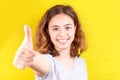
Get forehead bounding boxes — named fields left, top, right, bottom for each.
left=48, top=14, right=74, bottom=26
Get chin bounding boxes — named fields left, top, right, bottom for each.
left=56, top=45, right=70, bottom=51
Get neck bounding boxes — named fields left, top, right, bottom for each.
left=55, top=47, right=72, bottom=61
left=59, top=47, right=71, bottom=57
left=54, top=48, right=75, bottom=70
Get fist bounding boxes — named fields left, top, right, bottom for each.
left=13, top=25, right=34, bottom=69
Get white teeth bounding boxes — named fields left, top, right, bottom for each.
left=58, top=39, right=67, bottom=43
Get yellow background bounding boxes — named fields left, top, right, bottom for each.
left=0, top=0, right=120, bottom=80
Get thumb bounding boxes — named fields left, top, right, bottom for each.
left=23, top=25, right=33, bottom=49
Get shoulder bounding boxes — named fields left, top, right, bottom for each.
left=41, top=54, right=55, bottom=67
left=75, top=57, right=87, bottom=67
left=42, top=53, right=52, bottom=57
left=42, top=53, right=55, bottom=61
left=76, top=57, right=86, bottom=63
left=75, top=57, right=88, bottom=79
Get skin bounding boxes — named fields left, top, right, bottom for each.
left=48, top=13, right=76, bottom=52
left=48, top=13, right=76, bottom=70
left=13, top=13, right=76, bottom=77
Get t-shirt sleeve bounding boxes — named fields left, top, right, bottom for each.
left=79, top=58, right=88, bottom=80
left=34, top=54, right=54, bottom=80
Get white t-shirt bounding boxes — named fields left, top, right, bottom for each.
left=35, top=54, right=88, bottom=80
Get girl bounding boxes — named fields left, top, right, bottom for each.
left=13, top=5, right=88, bottom=80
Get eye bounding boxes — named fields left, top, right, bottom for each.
left=52, top=28, right=59, bottom=31
left=66, top=26, right=71, bottom=30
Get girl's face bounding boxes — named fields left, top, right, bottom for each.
left=48, top=14, right=76, bottom=51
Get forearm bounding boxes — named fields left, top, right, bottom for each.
left=30, top=52, right=50, bottom=76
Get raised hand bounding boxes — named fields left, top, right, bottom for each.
left=13, top=25, right=34, bottom=69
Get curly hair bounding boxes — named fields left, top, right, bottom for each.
left=34, top=4, right=86, bottom=57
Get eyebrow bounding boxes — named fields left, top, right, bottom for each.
left=50, top=24, right=72, bottom=28
left=50, top=25, right=59, bottom=28
left=65, top=24, right=72, bottom=26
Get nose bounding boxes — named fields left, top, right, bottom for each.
left=59, top=28, right=66, bottom=37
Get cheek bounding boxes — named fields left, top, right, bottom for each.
left=71, top=33, right=75, bottom=40
left=49, top=32, right=57, bottom=41
left=69, top=29, right=75, bottom=37
left=70, top=31, right=76, bottom=41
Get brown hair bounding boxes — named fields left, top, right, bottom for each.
left=34, top=4, right=86, bottom=57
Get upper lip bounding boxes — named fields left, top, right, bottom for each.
left=57, top=38, right=69, bottom=40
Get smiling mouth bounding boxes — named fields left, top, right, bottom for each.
left=57, top=39, right=69, bottom=44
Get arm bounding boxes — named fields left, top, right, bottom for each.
left=13, top=25, right=50, bottom=77
left=30, top=51, right=51, bottom=76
